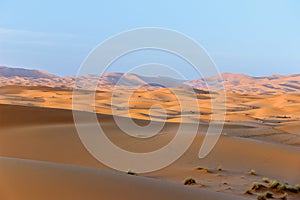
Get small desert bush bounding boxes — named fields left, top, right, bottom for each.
left=262, top=177, right=270, bottom=183
left=184, top=177, right=196, bottom=185
left=127, top=170, right=137, bottom=176
left=196, top=166, right=210, bottom=173
left=263, top=191, right=273, bottom=198
left=268, top=180, right=299, bottom=193
left=257, top=194, right=266, bottom=200
left=217, top=165, right=223, bottom=171
left=269, top=180, right=280, bottom=189
left=286, top=185, right=299, bottom=193
left=279, top=192, right=288, bottom=200
left=277, top=183, right=287, bottom=192
left=249, top=169, right=256, bottom=176
left=244, top=189, right=253, bottom=195
left=257, top=191, right=273, bottom=200
left=296, top=184, right=300, bottom=191
left=251, top=182, right=265, bottom=191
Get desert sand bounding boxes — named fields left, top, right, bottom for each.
left=0, top=81, right=300, bottom=200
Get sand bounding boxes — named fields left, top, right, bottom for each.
left=0, top=85, right=300, bottom=200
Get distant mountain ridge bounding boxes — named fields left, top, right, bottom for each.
left=0, top=66, right=58, bottom=79
left=186, top=72, right=300, bottom=94
left=0, top=66, right=299, bottom=94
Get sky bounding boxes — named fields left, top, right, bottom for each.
left=0, top=0, right=299, bottom=79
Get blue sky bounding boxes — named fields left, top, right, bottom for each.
left=0, top=0, right=299, bottom=79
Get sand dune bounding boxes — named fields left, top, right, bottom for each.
left=0, top=157, right=247, bottom=200
left=187, top=72, right=300, bottom=94
left=1, top=66, right=300, bottom=94
left=0, top=67, right=300, bottom=199
left=1, top=85, right=299, bottom=144
left=1, top=104, right=300, bottom=199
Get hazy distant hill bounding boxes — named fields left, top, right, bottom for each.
left=96, top=72, right=185, bottom=87
left=186, top=72, right=300, bottom=94
left=0, top=66, right=58, bottom=79
left=0, top=66, right=299, bottom=94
